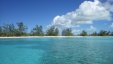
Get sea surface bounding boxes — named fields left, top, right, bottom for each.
left=0, top=37, right=113, bottom=64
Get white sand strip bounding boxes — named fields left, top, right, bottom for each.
left=0, top=36, right=112, bottom=38
left=0, top=36, right=83, bottom=38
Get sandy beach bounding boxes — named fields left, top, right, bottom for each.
left=0, top=36, right=112, bottom=38
left=0, top=36, right=84, bottom=38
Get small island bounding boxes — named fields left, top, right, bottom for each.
left=0, top=22, right=113, bottom=37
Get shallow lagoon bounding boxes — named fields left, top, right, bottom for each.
left=0, top=37, right=113, bottom=64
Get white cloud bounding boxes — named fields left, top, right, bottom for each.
left=72, top=29, right=81, bottom=35
left=111, top=23, right=113, bottom=28
left=103, top=0, right=113, bottom=12
left=87, top=25, right=96, bottom=32
left=71, top=25, right=96, bottom=35
left=51, top=0, right=112, bottom=27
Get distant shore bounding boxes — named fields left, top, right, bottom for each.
left=0, top=36, right=83, bottom=38
left=0, top=36, right=113, bottom=38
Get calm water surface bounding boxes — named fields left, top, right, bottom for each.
left=0, top=37, right=113, bottom=64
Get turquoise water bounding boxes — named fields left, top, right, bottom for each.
left=0, top=37, right=113, bottom=64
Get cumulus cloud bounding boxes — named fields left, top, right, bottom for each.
left=87, top=25, right=96, bottom=32
left=103, top=0, right=113, bottom=12
left=71, top=25, right=96, bottom=35
left=72, top=29, right=81, bottom=35
left=51, top=0, right=112, bottom=27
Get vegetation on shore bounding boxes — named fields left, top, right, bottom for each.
left=0, top=22, right=113, bottom=36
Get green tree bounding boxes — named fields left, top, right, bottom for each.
left=46, top=26, right=59, bottom=36
left=8, top=24, right=16, bottom=36
left=2, top=24, right=8, bottom=36
left=110, top=32, right=113, bottom=36
left=62, top=28, right=73, bottom=36
left=0, top=26, right=2, bottom=36
left=98, top=30, right=110, bottom=36
left=54, top=28, right=59, bottom=36
left=31, top=25, right=44, bottom=36
left=80, top=30, right=87, bottom=36
left=16, top=22, right=27, bottom=36
left=1, top=24, right=16, bottom=36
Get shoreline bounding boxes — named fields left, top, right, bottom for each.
left=0, top=36, right=113, bottom=38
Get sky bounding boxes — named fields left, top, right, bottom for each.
left=0, top=0, right=113, bottom=34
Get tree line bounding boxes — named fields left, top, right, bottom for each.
left=0, top=22, right=113, bottom=36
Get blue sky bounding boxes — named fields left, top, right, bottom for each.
left=0, top=0, right=113, bottom=33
